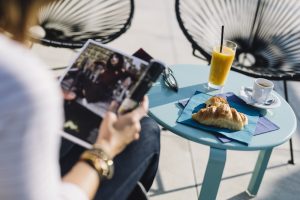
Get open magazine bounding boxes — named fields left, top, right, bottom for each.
left=60, top=40, right=165, bottom=148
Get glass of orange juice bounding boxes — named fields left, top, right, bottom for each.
left=208, top=40, right=237, bottom=89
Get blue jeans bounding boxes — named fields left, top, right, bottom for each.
left=59, top=117, right=160, bottom=200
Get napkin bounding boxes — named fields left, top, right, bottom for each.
left=178, top=92, right=280, bottom=143
left=177, top=92, right=260, bottom=145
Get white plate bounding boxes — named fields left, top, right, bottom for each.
left=239, top=86, right=281, bottom=109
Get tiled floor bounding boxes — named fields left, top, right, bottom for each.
left=32, top=0, right=300, bottom=199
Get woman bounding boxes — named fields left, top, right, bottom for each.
left=102, top=53, right=128, bottom=87
left=106, top=53, right=125, bottom=72
left=0, top=1, right=160, bottom=200
left=83, top=53, right=128, bottom=103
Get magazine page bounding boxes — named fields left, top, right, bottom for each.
left=60, top=40, right=149, bottom=145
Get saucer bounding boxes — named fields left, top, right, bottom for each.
left=239, top=86, right=281, bottom=109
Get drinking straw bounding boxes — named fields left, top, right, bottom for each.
left=220, top=25, right=224, bottom=53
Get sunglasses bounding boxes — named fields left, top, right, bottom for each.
left=162, top=67, right=178, bottom=92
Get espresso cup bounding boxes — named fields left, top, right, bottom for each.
left=252, top=78, right=274, bottom=104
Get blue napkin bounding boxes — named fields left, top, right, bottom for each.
left=178, top=92, right=279, bottom=144
left=177, top=92, right=260, bottom=145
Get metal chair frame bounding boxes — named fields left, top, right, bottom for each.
left=33, top=0, right=134, bottom=48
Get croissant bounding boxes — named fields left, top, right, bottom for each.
left=192, top=97, right=248, bottom=131
left=205, top=96, right=228, bottom=107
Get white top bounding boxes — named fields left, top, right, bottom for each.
left=0, top=35, right=88, bottom=200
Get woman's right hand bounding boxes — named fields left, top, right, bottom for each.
left=62, top=90, right=76, bottom=100
left=95, top=96, right=149, bottom=158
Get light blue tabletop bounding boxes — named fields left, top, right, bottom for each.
left=148, top=64, right=297, bottom=151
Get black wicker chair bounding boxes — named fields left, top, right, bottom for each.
left=31, top=0, right=134, bottom=48
left=175, top=0, right=300, bottom=164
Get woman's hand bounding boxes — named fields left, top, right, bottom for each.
left=96, top=96, right=149, bottom=158
left=62, top=90, right=76, bottom=100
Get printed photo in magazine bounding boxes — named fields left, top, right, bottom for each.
left=60, top=40, right=149, bottom=147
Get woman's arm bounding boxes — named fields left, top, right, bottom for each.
left=62, top=162, right=100, bottom=200
left=62, top=97, right=148, bottom=199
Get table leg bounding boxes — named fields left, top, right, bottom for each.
left=199, top=147, right=226, bottom=200
left=247, top=148, right=273, bottom=197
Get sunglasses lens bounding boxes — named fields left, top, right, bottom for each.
left=169, top=75, right=177, bottom=86
left=162, top=67, right=178, bottom=91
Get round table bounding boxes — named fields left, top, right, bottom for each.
left=148, top=64, right=297, bottom=200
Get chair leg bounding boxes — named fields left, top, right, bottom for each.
left=283, top=80, right=295, bottom=165
left=288, top=138, right=295, bottom=165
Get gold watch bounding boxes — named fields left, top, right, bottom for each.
left=80, top=147, right=114, bottom=179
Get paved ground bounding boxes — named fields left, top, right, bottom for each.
left=32, top=0, right=300, bottom=199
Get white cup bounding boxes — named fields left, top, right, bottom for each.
left=252, top=78, right=274, bottom=104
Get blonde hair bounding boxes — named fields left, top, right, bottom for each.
left=0, top=0, right=55, bottom=42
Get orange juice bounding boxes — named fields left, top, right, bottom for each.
left=208, top=42, right=236, bottom=88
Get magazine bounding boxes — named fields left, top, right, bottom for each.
left=60, top=40, right=164, bottom=148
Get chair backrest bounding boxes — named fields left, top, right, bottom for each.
left=33, top=0, right=134, bottom=48
left=175, top=0, right=300, bottom=80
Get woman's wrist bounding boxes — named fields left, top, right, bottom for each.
left=94, top=140, right=118, bottom=159
left=80, top=147, right=114, bottom=180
